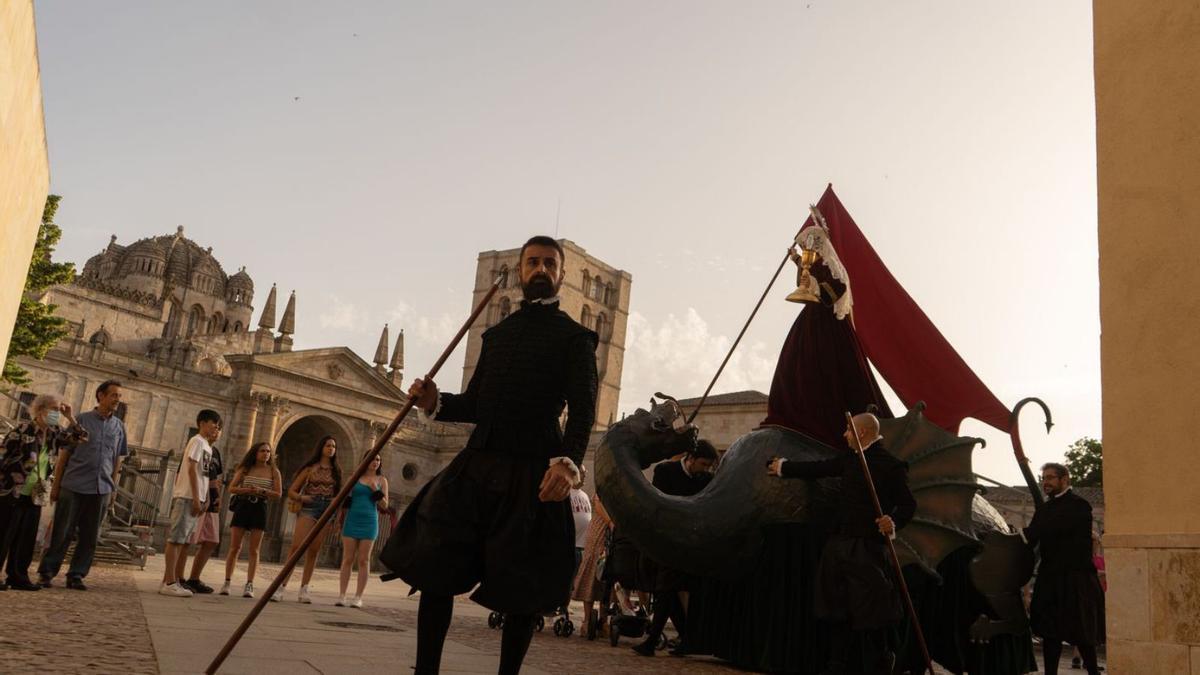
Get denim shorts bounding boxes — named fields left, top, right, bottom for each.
left=167, top=497, right=200, bottom=544
left=300, top=496, right=332, bottom=521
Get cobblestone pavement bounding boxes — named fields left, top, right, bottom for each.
left=2, top=564, right=158, bottom=674
left=364, top=605, right=751, bottom=674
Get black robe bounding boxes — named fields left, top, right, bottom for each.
left=380, top=299, right=598, bottom=614
left=1022, top=489, right=1106, bottom=646
left=781, top=441, right=916, bottom=629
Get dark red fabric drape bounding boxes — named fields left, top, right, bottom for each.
left=809, top=185, right=1011, bottom=433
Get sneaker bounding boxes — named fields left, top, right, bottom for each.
left=271, top=588, right=283, bottom=602
left=159, top=582, right=194, bottom=597
left=350, top=597, right=363, bottom=609
left=335, top=596, right=346, bottom=607
left=298, top=587, right=312, bottom=604
left=187, top=578, right=214, bottom=594
left=243, top=583, right=254, bottom=599
left=219, top=580, right=231, bottom=596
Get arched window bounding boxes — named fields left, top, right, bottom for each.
left=163, top=301, right=181, bottom=338
left=89, top=330, right=110, bottom=347
left=208, top=312, right=223, bottom=334
left=499, top=296, right=512, bottom=321
left=582, top=270, right=592, bottom=297
left=581, top=305, right=592, bottom=330
left=233, top=321, right=244, bottom=333
left=593, top=275, right=604, bottom=300
left=186, top=305, right=206, bottom=336
left=597, top=312, right=609, bottom=340
left=604, top=282, right=615, bottom=306
left=498, top=266, right=510, bottom=289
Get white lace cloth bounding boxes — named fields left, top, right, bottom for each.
left=795, top=224, right=853, bottom=320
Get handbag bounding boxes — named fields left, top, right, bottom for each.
left=286, top=476, right=308, bottom=514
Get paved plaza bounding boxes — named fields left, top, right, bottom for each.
left=7, top=557, right=1105, bottom=674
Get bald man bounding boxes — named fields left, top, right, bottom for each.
left=768, top=413, right=916, bottom=675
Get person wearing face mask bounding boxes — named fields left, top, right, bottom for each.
left=38, top=380, right=128, bottom=591
left=0, top=394, right=87, bottom=591
left=382, top=235, right=599, bottom=675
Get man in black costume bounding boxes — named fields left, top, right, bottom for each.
left=1021, top=463, right=1105, bottom=675
left=768, top=413, right=916, bottom=675
left=633, top=439, right=718, bottom=658
left=380, top=236, right=598, bottom=675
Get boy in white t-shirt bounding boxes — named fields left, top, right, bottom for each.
left=160, top=409, right=222, bottom=597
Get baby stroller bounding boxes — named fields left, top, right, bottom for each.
left=486, top=612, right=549, bottom=633
left=596, top=529, right=662, bottom=648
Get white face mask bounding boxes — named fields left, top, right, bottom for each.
left=45, top=410, right=62, bottom=427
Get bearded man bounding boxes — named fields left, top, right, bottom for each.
left=381, top=235, right=599, bottom=675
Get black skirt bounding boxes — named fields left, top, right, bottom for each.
left=380, top=449, right=575, bottom=615
left=815, top=534, right=903, bottom=630
left=1030, top=569, right=1106, bottom=645
left=230, top=498, right=268, bottom=531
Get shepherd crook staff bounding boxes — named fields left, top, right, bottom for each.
left=205, top=276, right=503, bottom=674
left=687, top=205, right=826, bottom=424
left=844, top=412, right=935, bottom=675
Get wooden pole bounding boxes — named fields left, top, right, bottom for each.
left=844, top=412, right=935, bottom=675
left=206, top=278, right=502, bottom=674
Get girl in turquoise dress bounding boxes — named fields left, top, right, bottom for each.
left=338, top=454, right=388, bottom=607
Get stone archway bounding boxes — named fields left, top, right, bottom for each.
left=262, top=414, right=354, bottom=564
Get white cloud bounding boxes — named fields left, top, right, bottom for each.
left=317, top=295, right=371, bottom=333
left=620, top=307, right=777, bottom=414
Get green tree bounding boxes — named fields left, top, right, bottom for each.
left=3, top=195, right=75, bottom=386
left=1064, top=437, right=1103, bottom=487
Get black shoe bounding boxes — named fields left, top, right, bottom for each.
left=186, top=578, right=214, bottom=594
left=9, top=580, right=41, bottom=591
left=66, top=577, right=88, bottom=591
left=37, top=575, right=52, bottom=588
left=632, top=639, right=657, bottom=657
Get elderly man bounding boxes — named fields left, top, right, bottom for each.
left=768, top=413, right=915, bottom=675
left=1021, top=463, right=1105, bottom=675
left=38, top=380, right=128, bottom=590
left=383, top=235, right=599, bottom=675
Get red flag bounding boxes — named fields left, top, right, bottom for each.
left=814, top=185, right=1011, bottom=433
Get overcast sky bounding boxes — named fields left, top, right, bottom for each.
left=34, top=1, right=1098, bottom=483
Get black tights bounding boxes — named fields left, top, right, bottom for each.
left=414, top=593, right=535, bottom=675
left=645, top=592, right=686, bottom=645
left=1042, top=640, right=1100, bottom=675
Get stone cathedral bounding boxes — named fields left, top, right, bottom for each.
left=8, top=227, right=630, bottom=563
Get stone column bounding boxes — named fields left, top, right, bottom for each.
left=257, top=394, right=290, bottom=447
left=230, top=393, right=261, bottom=462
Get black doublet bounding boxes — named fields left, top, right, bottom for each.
left=780, top=441, right=916, bottom=629
left=1022, top=489, right=1106, bottom=646
left=380, top=299, right=599, bottom=614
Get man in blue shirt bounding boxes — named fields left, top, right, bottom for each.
left=38, top=380, right=128, bottom=590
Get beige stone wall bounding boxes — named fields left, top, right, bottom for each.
left=1095, top=0, right=1200, bottom=670
left=0, top=0, right=50, bottom=362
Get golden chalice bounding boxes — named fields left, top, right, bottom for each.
left=786, top=246, right=820, bottom=303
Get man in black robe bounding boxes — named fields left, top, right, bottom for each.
left=380, top=236, right=598, bottom=675
left=632, top=439, right=717, bottom=657
left=768, top=413, right=916, bottom=675
left=1021, top=463, right=1105, bottom=675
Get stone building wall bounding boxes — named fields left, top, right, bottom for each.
left=1095, top=1, right=1200, bottom=671
left=0, top=0, right=50, bottom=361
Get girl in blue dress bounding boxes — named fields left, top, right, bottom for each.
left=337, top=453, right=389, bottom=607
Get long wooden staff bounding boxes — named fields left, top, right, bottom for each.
left=687, top=206, right=826, bottom=424
left=844, top=412, right=934, bottom=675
left=206, top=277, right=502, bottom=674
